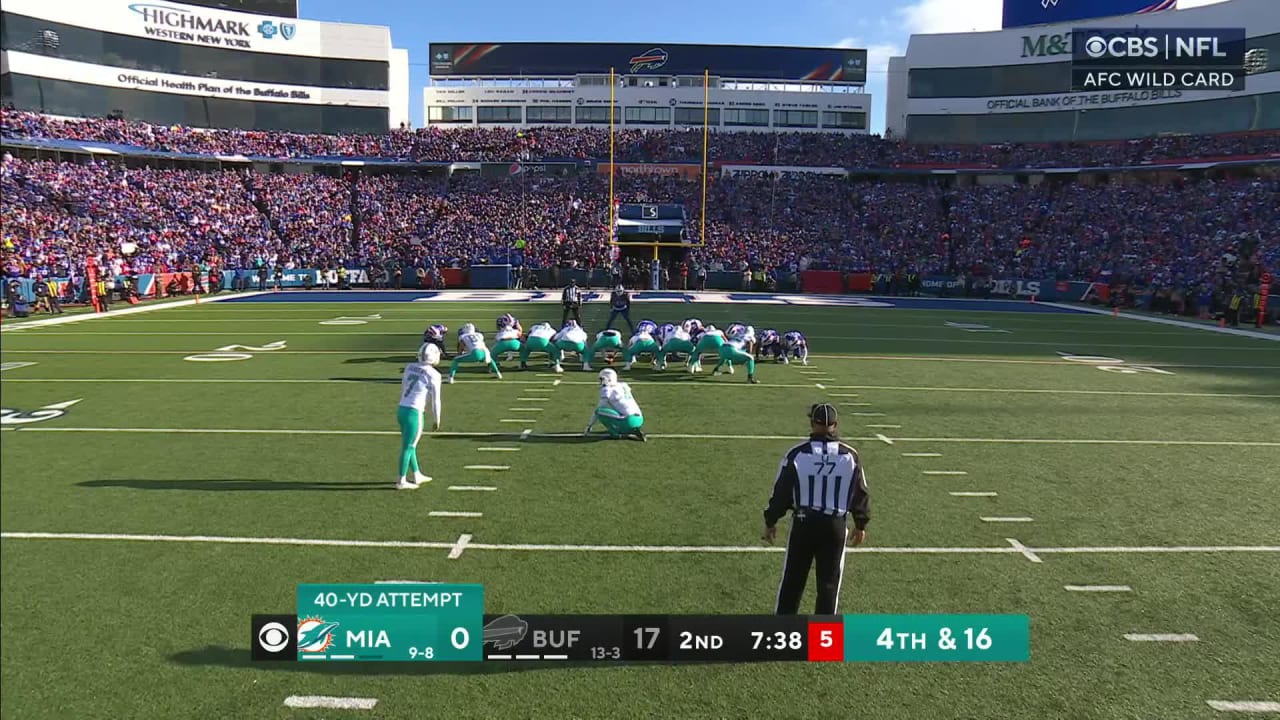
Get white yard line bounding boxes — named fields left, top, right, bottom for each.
left=1123, top=633, right=1199, bottom=642
left=428, top=511, right=483, bottom=518
left=448, top=486, right=498, bottom=492
left=1205, top=701, right=1280, bottom=713
left=463, top=465, right=510, bottom=471
left=6, top=378, right=1278, bottom=399
left=867, top=424, right=902, bottom=429
left=842, top=403, right=873, bottom=407
left=507, top=408, right=545, bottom=412
left=1006, top=538, right=1042, bottom=563
left=924, top=470, right=968, bottom=476
left=815, top=383, right=826, bottom=389
left=1064, top=585, right=1132, bottom=592
left=283, top=696, right=378, bottom=710
left=477, top=447, right=520, bottom=452
left=875, top=434, right=894, bottom=445
left=981, top=517, right=1034, bottom=523
left=6, top=426, right=1277, bottom=447
left=447, top=534, right=473, bottom=560
left=902, top=452, right=942, bottom=457
left=850, top=412, right=886, bottom=417
left=950, top=492, right=998, bottom=497
left=3, top=532, right=1277, bottom=558
left=499, top=419, right=533, bottom=423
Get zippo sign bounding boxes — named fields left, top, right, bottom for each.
left=1003, top=0, right=1177, bottom=30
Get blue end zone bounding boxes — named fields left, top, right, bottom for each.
left=217, top=290, right=1089, bottom=314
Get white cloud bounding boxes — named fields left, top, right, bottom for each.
left=896, top=0, right=1002, bottom=34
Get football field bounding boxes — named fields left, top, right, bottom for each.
left=2, top=293, right=1278, bottom=720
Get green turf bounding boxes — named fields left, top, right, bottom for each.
left=2, top=299, right=1278, bottom=720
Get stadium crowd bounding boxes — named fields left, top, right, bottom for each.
left=3, top=149, right=1274, bottom=322
left=3, top=110, right=1278, bottom=168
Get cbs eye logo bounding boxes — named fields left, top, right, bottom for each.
left=251, top=615, right=297, bottom=660
left=1084, top=36, right=1110, bottom=58
left=258, top=622, right=290, bottom=652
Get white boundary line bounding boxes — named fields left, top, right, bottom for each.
left=1064, top=585, right=1132, bottom=592
left=5, top=426, right=1277, bottom=447
left=950, top=492, right=998, bottom=497
left=448, top=486, right=498, bottom=492
left=477, top=447, right=520, bottom=452
left=3, top=532, right=1278, bottom=557
left=1206, top=701, right=1280, bottom=713
left=903, top=452, right=943, bottom=457
left=924, top=470, right=969, bottom=476
left=1123, top=633, right=1199, bottom=642
left=1042, top=302, right=1280, bottom=341
left=283, top=696, right=378, bottom=710
left=463, top=465, right=510, bottom=471
left=0, top=293, right=267, bottom=333
left=428, top=511, right=483, bottom=518
left=982, top=517, right=1034, bottom=523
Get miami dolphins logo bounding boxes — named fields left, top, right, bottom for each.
left=297, top=617, right=340, bottom=653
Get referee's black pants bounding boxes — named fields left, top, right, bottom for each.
left=775, top=512, right=848, bottom=615
left=561, top=305, right=582, bottom=327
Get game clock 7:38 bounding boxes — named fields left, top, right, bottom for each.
left=752, top=630, right=804, bottom=651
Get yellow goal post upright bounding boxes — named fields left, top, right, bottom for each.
left=605, top=67, right=711, bottom=285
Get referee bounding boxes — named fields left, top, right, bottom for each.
left=561, top=279, right=582, bottom=327
left=762, top=403, right=869, bottom=615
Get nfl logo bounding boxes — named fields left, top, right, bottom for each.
left=281, top=23, right=296, bottom=40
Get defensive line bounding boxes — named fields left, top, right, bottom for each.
left=3, top=532, right=1278, bottom=558
left=5, top=426, right=1278, bottom=447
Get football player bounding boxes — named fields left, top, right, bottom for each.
left=446, top=323, right=503, bottom=383
left=689, top=324, right=726, bottom=374
left=714, top=324, right=758, bottom=384
left=584, top=328, right=623, bottom=371
left=422, top=323, right=448, bottom=356
left=781, top=330, right=809, bottom=365
left=396, top=343, right=442, bottom=490
left=552, top=320, right=589, bottom=373
left=493, top=313, right=523, bottom=362
left=756, top=328, right=782, bottom=362
left=584, top=368, right=645, bottom=441
left=656, top=321, right=694, bottom=371
left=623, top=319, right=661, bottom=370
left=519, top=322, right=560, bottom=371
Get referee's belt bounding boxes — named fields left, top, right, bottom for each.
left=795, top=508, right=844, bottom=521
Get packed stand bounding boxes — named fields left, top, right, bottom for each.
left=5, top=110, right=1278, bottom=168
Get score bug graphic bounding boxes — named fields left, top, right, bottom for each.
left=297, top=617, right=340, bottom=654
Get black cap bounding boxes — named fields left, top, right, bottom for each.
left=809, top=403, right=838, bottom=426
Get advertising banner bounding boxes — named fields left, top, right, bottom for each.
left=598, top=163, right=702, bottom=179
left=1003, top=0, right=1176, bottom=30
left=480, top=162, right=581, bottom=178
left=5, top=54, right=389, bottom=108
left=800, top=270, right=845, bottom=295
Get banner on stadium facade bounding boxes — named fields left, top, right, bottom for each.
left=598, top=163, right=702, bottom=179
left=1003, top=0, right=1177, bottom=31
left=4, top=54, right=389, bottom=108
left=480, top=162, right=581, bottom=178
left=721, top=165, right=848, bottom=178
left=3, top=0, right=388, bottom=60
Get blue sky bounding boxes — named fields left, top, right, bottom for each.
left=297, top=0, right=1226, bottom=133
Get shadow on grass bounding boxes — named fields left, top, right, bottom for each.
left=78, top=478, right=393, bottom=492
left=170, top=645, right=727, bottom=676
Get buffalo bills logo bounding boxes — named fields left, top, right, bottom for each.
left=629, top=48, right=668, bottom=73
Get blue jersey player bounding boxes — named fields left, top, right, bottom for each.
left=757, top=329, right=782, bottom=362
left=423, top=323, right=448, bottom=356
left=781, top=331, right=808, bottom=365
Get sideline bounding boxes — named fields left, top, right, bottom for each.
left=1, top=292, right=267, bottom=333
left=1041, top=302, right=1280, bottom=342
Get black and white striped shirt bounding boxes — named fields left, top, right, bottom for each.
left=562, top=286, right=581, bottom=306
left=764, top=434, right=870, bottom=529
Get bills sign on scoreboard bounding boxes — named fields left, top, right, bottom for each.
left=1070, top=27, right=1246, bottom=91
left=1003, top=0, right=1177, bottom=30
